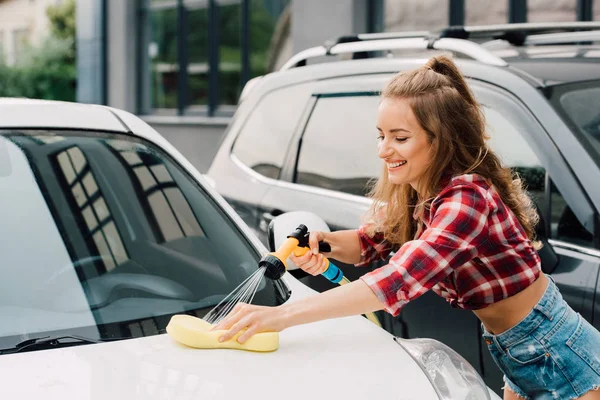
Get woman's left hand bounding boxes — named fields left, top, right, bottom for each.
left=211, top=303, right=289, bottom=343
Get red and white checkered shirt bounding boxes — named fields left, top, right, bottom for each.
left=358, top=174, right=541, bottom=316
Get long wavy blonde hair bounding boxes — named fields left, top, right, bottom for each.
left=365, top=55, right=540, bottom=247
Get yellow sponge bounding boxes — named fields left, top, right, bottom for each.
left=166, top=314, right=279, bottom=352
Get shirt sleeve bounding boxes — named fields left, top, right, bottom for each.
left=355, top=225, right=395, bottom=267
left=360, top=183, right=490, bottom=316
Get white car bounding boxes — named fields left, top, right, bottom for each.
left=0, top=99, right=500, bottom=399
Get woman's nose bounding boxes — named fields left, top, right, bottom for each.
left=378, top=139, right=393, bottom=159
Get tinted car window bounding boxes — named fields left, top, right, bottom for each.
left=483, top=105, right=546, bottom=204
left=549, top=80, right=600, bottom=166
left=232, top=83, right=314, bottom=179
left=0, top=131, right=286, bottom=350
left=550, top=180, right=594, bottom=246
left=483, top=105, right=593, bottom=246
left=296, top=95, right=382, bottom=196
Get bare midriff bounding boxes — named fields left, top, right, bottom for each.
left=473, top=273, right=549, bottom=335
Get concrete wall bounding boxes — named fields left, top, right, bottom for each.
left=76, top=0, right=104, bottom=104
left=143, top=117, right=229, bottom=173
left=106, top=0, right=138, bottom=113
left=291, top=0, right=369, bottom=54
left=385, top=0, right=600, bottom=31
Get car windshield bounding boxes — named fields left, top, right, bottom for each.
left=0, top=130, right=286, bottom=352
left=548, top=79, right=600, bottom=165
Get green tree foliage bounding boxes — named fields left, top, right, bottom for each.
left=46, top=0, right=77, bottom=62
left=0, top=0, right=76, bottom=101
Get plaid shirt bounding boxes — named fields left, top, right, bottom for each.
left=358, top=174, right=541, bottom=316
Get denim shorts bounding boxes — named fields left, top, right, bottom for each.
left=482, top=275, right=600, bottom=399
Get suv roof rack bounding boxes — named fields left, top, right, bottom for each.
left=521, top=29, right=600, bottom=45
left=279, top=22, right=600, bottom=71
left=441, top=21, right=600, bottom=45
left=280, top=36, right=508, bottom=71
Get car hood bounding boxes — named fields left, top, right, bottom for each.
left=0, top=276, right=437, bottom=400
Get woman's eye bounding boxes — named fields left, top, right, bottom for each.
left=395, top=138, right=407, bottom=143
left=377, top=135, right=384, bottom=141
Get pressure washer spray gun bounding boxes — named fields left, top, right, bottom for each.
left=259, top=224, right=343, bottom=283
left=259, top=224, right=381, bottom=327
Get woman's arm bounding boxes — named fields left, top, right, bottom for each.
left=282, top=278, right=383, bottom=325
left=213, top=279, right=384, bottom=343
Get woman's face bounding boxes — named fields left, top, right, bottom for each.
left=376, top=97, right=433, bottom=191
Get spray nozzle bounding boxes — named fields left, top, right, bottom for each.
left=260, top=254, right=287, bottom=280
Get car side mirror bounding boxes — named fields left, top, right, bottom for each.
left=535, top=205, right=559, bottom=274
left=267, top=211, right=332, bottom=270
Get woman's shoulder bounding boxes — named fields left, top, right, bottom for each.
left=448, top=173, right=492, bottom=191
left=434, top=173, right=494, bottom=207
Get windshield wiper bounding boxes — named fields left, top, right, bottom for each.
left=0, top=335, right=103, bottom=355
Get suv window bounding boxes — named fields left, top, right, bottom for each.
left=482, top=104, right=594, bottom=247
left=232, top=83, right=314, bottom=179
left=550, top=180, right=594, bottom=246
left=549, top=80, right=600, bottom=166
left=0, top=131, right=286, bottom=350
left=296, top=95, right=382, bottom=196
left=483, top=105, right=546, bottom=205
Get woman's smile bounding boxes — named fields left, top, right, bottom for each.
left=387, top=160, right=407, bottom=170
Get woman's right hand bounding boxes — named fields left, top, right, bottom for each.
left=289, top=231, right=330, bottom=276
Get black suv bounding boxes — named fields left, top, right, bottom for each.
left=208, top=22, right=600, bottom=392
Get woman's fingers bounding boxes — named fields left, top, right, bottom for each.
left=237, top=324, right=260, bottom=344
left=290, top=251, right=328, bottom=276
left=290, top=249, right=312, bottom=265
left=306, top=254, right=327, bottom=275
left=290, top=250, right=319, bottom=275
left=309, top=231, right=324, bottom=255
left=288, top=231, right=330, bottom=276
left=212, top=305, right=286, bottom=344
left=218, top=316, right=252, bottom=343
left=212, top=303, right=246, bottom=331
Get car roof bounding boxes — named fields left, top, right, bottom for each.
left=253, top=57, right=543, bottom=99
left=0, top=98, right=129, bottom=133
